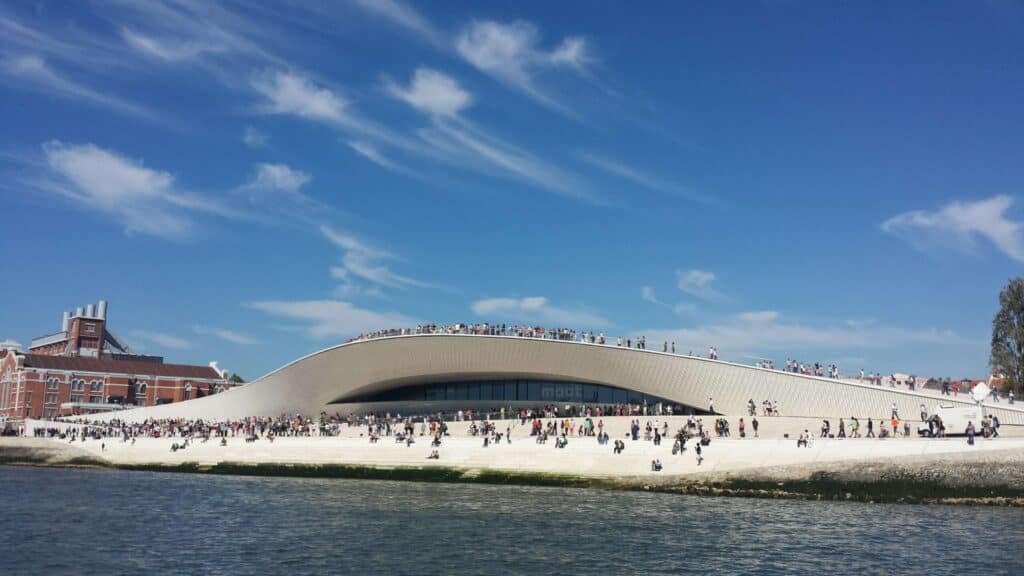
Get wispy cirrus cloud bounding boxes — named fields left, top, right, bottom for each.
left=112, top=0, right=280, bottom=67
left=578, top=151, right=712, bottom=204
left=15, top=142, right=322, bottom=239
left=321, top=224, right=432, bottom=291
left=129, top=329, right=192, bottom=350
left=120, top=26, right=227, bottom=63
left=251, top=66, right=590, bottom=200
left=193, top=325, right=259, bottom=346
left=345, top=2, right=593, bottom=115
left=1, top=55, right=157, bottom=120
left=250, top=69, right=409, bottom=150
left=0, top=12, right=126, bottom=70
left=641, top=286, right=696, bottom=315
left=248, top=299, right=414, bottom=339
left=28, top=141, right=235, bottom=239
left=242, top=125, right=268, bottom=148
left=641, top=311, right=975, bottom=368
left=233, top=163, right=328, bottom=226
left=347, top=141, right=416, bottom=177
left=676, top=269, right=725, bottom=302
left=456, top=20, right=592, bottom=115
left=882, top=195, right=1024, bottom=262
left=386, top=68, right=589, bottom=200
left=471, top=296, right=610, bottom=327
left=348, top=0, right=446, bottom=48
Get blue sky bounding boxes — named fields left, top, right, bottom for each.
left=1, top=1, right=1021, bottom=380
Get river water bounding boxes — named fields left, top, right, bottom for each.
left=2, top=466, right=1021, bottom=575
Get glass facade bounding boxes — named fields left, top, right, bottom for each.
left=336, top=379, right=678, bottom=406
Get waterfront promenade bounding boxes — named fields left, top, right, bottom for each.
left=10, top=416, right=1022, bottom=479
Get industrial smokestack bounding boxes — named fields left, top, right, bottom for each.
left=97, top=300, right=107, bottom=320
left=75, top=307, right=84, bottom=317
left=86, top=304, right=95, bottom=317
left=62, top=311, right=71, bottom=332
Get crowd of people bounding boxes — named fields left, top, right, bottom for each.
left=350, top=323, right=730, bottom=361
left=747, top=398, right=781, bottom=417
left=785, top=359, right=840, bottom=378
left=32, top=396, right=1004, bottom=472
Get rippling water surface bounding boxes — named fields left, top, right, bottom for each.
left=2, top=466, right=1022, bottom=575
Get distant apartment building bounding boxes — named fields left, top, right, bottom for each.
left=0, top=301, right=233, bottom=420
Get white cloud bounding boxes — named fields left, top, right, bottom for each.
left=471, top=296, right=610, bottom=327
left=349, top=0, right=446, bottom=48
left=641, top=311, right=971, bottom=362
left=641, top=286, right=660, bottom=305
left=242, top=125, right=268, bottom=148
left=321, top=225, right=430, bottom=290
left=0, top=14, right=128, bottom=70
left=193, top=325, right=259, bottom=345
left=577, top=151, right=711, bottom=204
left=247, top=163, right=310, bottom=193
left=347, top=141, right=415, bottom=176
left=36, top=141, right=231, bottom=239
left=549, top=37, right=589, bottom=68
left=252, top=70, right=348, bottom=125
left=232, top=163, right=327, bottom=225
left=1, top=55, right=156, bottom=120
left=381, top=68, right=588, bottom=198
left=418, top=118, right=586, bottom=199
left=676, top=269, right=724, bottom=302
left=129, top=330, right=192, bottom=350
left=642, top=285, right=696, bottom=315
left=737, top=310, right=779, bottom=323
left=250, top=69, right=406, bottom=149
left=120, top=27, right=225, bottom=62
left=385, top=68, right=472, bottom=117
left=248, top=299, right=414, bottom=339
left=456, top=20, right=591, bottom=113
left=882, top=195, right=1024, bottom=262
left=252, top=67, right=588, bottom=200
left=111, top=0, right=278, bottom=66
left=673, top=303, right=697, bottom=315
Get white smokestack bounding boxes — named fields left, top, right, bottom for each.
left=86, top=304, right=95, bottom=317
left=97, top=300, right=107, bottom=320
left=62, top=312, right=71, bottom=332
left=75, top=307, right=84, bottom=317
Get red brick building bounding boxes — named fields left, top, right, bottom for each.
left=0, top=301, right=233, bottom=420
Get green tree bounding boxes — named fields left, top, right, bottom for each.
left=229, top=373, right=246, bottom=384
left=991, top=277, right=1024, bottom=395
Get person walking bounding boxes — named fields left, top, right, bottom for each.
left=966, top=421, right=976, bottom=445
left=752, top=417, right=759, bottom=438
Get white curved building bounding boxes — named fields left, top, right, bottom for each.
left=88, top=334, right=1024, bottom=426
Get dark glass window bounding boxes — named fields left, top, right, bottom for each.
left=336, top=379, right=679, bottom=407
left=425, top=384, right=443, bottom=401
left=613, top=388, right=628, bottom=404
